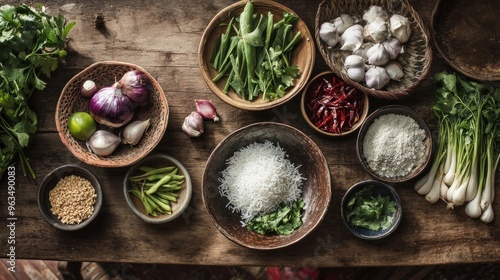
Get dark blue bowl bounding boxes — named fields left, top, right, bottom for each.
left=341, top=180, right=402, bottom=240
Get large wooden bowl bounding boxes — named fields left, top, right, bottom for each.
left=202, top=122, right=331, bottom=250
left=199, top=0, right=316, bottom=111
left=55, top=61, right=169, bottom=168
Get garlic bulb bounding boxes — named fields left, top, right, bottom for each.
left=385, top=61, right=404, bottom=81
left=363, top=6, right=388, bottom=23
left=86, top=130, right=121, bottom=156
left=182, top=111, right=204, bottom=137
left=344, top=55, right=364, bottom=70
left=332, top=14, right=355, bottom=35
left=347, top=67, right=365, bottom=82
left=340, top=24, right=364, bottom=51
left=366, top=43, right=389, bottom=66
left=365, top=66, right=390, bottom=89
left=382, top=38, right=403, bottom=60
left=363, top=17, right=389, bottom=43
left=353, top=42, right=374, bottom=60
left=390, top=14, right=411, bottom=43
left=319, top=22, right=340, bottom=48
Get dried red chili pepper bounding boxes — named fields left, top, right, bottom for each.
left=306, top=74, right=364, bottom=134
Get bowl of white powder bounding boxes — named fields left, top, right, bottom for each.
left=356, top=105, right=432, bottom=183
left=202, top=122, right=331, bottom=249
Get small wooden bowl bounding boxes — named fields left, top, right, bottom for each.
left=202, top=122, right=331, bottom=250
left=315, top=0, right=433, bottom=99
left=55, top=61, right=169, bottom=168
left=301, top=71, right=369, bottom=137
left=431, top=0, right=500, bottom=82
left=123, top=154, right=193, bottom=224
left=341, top=180, right=402, bottom=240
left=37, top=164, right=103, bottom=231
left=199, top=0, right=316, bottom=111
left=356, top=105, right=432, bottom=183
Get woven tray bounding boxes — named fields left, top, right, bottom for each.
left=55, top=61, right=169, bottom=168
left=315, top=0, right=432, bottom=99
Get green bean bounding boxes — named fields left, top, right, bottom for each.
left=129, top=166, right=176, bottom=180
left=146, top=194, right=171, bottom=213
left=145, top=175, right=172, bottom=195
left=157, top=192, right=177, bottom=202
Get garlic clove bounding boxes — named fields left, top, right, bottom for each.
left=363, top=17, right=390, bottom=43
left=182, top=111, right=204, bottom=137
left=122, top=119, right=151, bottom=145
left=195, top=99, right=219, bottom=121
left=389, top=14, right=411, bottom=44
left=86, top=130, right=121, bottom=156
left=366, top=43, right=389, bottom=66
left=340, top=24, right=364, bottom=52
left=363, top=5, right=388, bottom=24
left=385, top=61, right=404, bottom=81
left=319, top=22, right=340, bottom=48
left=365, top=66, right=390, bottom=89
left=347, top=67, right=365, bottom=82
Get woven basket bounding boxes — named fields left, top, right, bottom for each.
left=315, top=0, right=432, bottom=99
left=55, top=61, right=169, bottom=168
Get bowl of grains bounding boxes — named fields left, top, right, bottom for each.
left=202, top=122, right=331, bottom=250
left=37, top=164, right=102, bottom=231
left=356, top=105, right=432, bottom=183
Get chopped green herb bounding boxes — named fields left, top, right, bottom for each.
left=345, top=186, right=397, bottom=231
left=246, top=198, right=305, bottom=235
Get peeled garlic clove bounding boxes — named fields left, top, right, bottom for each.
left=363, top=5, right=388, bottom=23
left=390, top=14, right=411, bottom=43
left=347, top=67, right=365, bottom=82
left=344, top=55, right=364, bottom=70
left=363, top=17, right=390, bottom=43
left=385, top=61, right=404, bottom=81
left=340, top=24, right=364, bottom=52
left=332, top=14, right=355, bottom=35
left=182, top=111, right=204, bottom=137
left=366, top=43, right=389, bottom=66
left=365, top=66, right=390, bottom=89
left=382, top=38, right=403, bottom=60
left=319, top=22, right=340, bottom=48
left=122, top=119, right=150, bottom=145
left=86, top=130, right=121, bottom=156
left=195, top=99, right=219, bottom=121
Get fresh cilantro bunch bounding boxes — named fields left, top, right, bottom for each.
left=0, top=4, right=75, bottom=179
left=345, top=186, right=397, bottom=231
left=246, top=198, right=305, bottom=235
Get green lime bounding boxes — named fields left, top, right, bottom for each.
left=68, top=112, right=97, bottom=141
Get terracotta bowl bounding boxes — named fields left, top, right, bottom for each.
left=199, top=0, right=316, bottom=111
left=123, top=153, right=193, bottom=224
left=202, top=122, right=331, bottom=250
left=55, top=61, right=169, bottom=168
left=301, top=71, right=370, bottom=137
left=356, top=105, right=432, bottom=183
left=37, top=164, right=103, bottom=231
left=341, top=180, right=402, bottom=240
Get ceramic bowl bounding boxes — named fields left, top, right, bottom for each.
left=37, top=164, right=103, bottom=231
left=341, top=180, right=402, bottom=240
left=123, top=153, right=192, bottom=224
left=356, top=105, right=432, bottom=183
left=55, top=61, right=169, bottom=168
left=202, top=122, right=331, bottom=250
left=301, top=71, right=370, bottom=137
left=199, top=0, right=315, bottom=111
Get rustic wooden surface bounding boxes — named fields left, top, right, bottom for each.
left=1, top=0, right=499, bottom=267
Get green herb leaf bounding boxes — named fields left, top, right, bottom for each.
left=246, top=198, right=305, bottom=235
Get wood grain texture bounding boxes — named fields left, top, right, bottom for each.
left=0, top=0, right=499, bottom=267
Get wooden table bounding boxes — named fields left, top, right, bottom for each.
left=1, top=0, right=499, bottom=268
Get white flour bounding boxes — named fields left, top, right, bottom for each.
left=362, top=113, right=426, bottom=178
